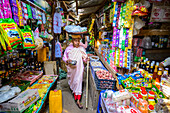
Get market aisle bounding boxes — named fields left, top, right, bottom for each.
left=58, top=77, right=96, bottom=113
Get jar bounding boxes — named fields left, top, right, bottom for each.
left=148, top=91, right=155, bottom=98
left=141, top=90, right=147, bottom=100
left=138, top=94, right=143, bottom=99
left=140, top=87, right=146, bottom=92
left=148, top=105, right=154, bottom=113
left=148, top=97, right=155, bottom=106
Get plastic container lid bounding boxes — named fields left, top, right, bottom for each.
left=148, top=97, right=154, bottom=99
left=149, top=91, right=155, bottom=95
left=149, top=105, right=154, bottom=110
left=141, top=87, right=146, bottom=91
left=142, top=90, right=147, bottom=95
left=138, top=94, right=143, bottom=99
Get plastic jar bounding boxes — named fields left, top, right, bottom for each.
left=141, top=90, right=147, bottom=100
left=138, top=94, right=143, bottom=99
left=148, top=105, right=154, bottom=113
left=140, top=87, right=146, bottom=92
left=148, top=91, right=155, bottom=98
left=148, top=97, right=155, bottom=106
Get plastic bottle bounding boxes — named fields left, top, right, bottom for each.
left=141, top=90, right=147, bottom=100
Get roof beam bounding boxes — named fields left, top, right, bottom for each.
left=78, top=3, right=102, bottom=9
left=63, top=1, right=78, bottom=21
left=75, top=0, right=78, bottom=15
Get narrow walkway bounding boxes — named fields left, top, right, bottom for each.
left=57, top=77, right=96, bottom=113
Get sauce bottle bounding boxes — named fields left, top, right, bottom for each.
left=156, top=68, right=162, bottom=83
left=153, top=65, right=158, bottom=80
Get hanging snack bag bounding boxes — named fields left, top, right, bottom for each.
left=0, top=18, right=22, bottom=49
left=16, top=0, right=24, bottom=26
left=26, top=4, right=32, bottom=19
left=19, top=25, right=35, bottom=49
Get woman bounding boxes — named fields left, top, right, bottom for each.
left=62, top=35, right=89, bottom=109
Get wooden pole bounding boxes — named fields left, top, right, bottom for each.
left=66, top=14, right=69, bottom=44
left=86, top=59, right=89, bottom=109
left=51, top=1, right=56, bottom=61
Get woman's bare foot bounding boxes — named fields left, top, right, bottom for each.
left=76, top=100, right=83, bottom=109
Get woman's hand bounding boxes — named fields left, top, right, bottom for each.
left=66, top=59, right=72, bottom=65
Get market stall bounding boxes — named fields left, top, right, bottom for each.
left=0, top=0, right=170, bottom=112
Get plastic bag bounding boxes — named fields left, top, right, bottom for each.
left=134, top=17, right=145, bottom=30
left=0, top=18, right=22, bottom=49
left=0, top=85, right=11, bottom=92
left=142, top=36, right=152, bottom=49
left=64, top=25, right=87, bottom=33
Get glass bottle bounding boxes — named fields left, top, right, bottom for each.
left=153, top=65, right=158, bottom=80
left=156, top=68, right=162, bottom=83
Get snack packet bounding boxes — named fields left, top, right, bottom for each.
left=19, top=25, right=35, bottom=49
left=0, top=18, right=22, bottom=49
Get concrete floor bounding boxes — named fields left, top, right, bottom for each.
left=43, top=68, right=96, bottom=113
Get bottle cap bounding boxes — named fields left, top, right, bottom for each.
left=159, top=68, right=162, bottom=70
left=149, top=91, right=155, bottom=95
left=156, top=62, right=159, bottom=66
left=165, top=68, right=169, bottom=70
left=148, top=105, right=154, bottom=110
left=134, top=64, right=137, bottom=67
left=146, top=58, right=148, bottom=61
left=152, top=61, right=155, bottom=64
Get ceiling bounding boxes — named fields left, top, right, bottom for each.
left=59, top=0, right=106, bottom=24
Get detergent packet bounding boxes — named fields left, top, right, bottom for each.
left=0, top=18, right=22, bottom=49
left=19, top=25, right=35, bottom=49
left=0, top=32, right=7, bottom=51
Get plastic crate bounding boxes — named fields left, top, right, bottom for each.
left=90, top=61, right=104, bottom=68
left=94, top=74, right=116, bottom=90
left=90, top=66, right=107, bottom=78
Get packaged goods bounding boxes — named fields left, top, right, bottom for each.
left=19, top=25, right=35, bottom=49
left=90, top=61, right=103, bottom=67
left=0, top=18, right=22, bottom=49
left=0, top=86, right=21, bottom=103
left=0, top=89, right=39, bottom=112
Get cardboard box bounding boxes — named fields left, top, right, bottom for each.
left=0, top=89, right=39, bottom=113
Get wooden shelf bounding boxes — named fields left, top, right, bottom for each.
left=145, top=48, right=170, bottom=53
left=135, top=29, right=170, bottom=36
left=94, top=48, right=123, bottom=90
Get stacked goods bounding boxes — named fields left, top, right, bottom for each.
left=37, top=10, right=42, bottom=24
left=31, top=7, right=36, bottom=19
left=101, top=89, right=141, bottom=113
left=118, top=70, right=168, bottom=113
left=16, top=0, right=23, bottom=26
left=25, top=75, right=58, bottom=113
left=37, top=75, right=58, bottom=84
left=26, top=4, right=32, bottom=19
left=0, top=0, right=12, bottom=19
left=0, top=85, right=21, bottom=103
left=10, top=0, right=19, bottom=25
left=0, top=89, right=39, bottom=112
left=21, top=1, right=28, bottom=24
left=0, top=18, right=22, bottom=50
left=12, top=71, right=43, bottom=85
left=19, top=25, right=35, bottom=49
